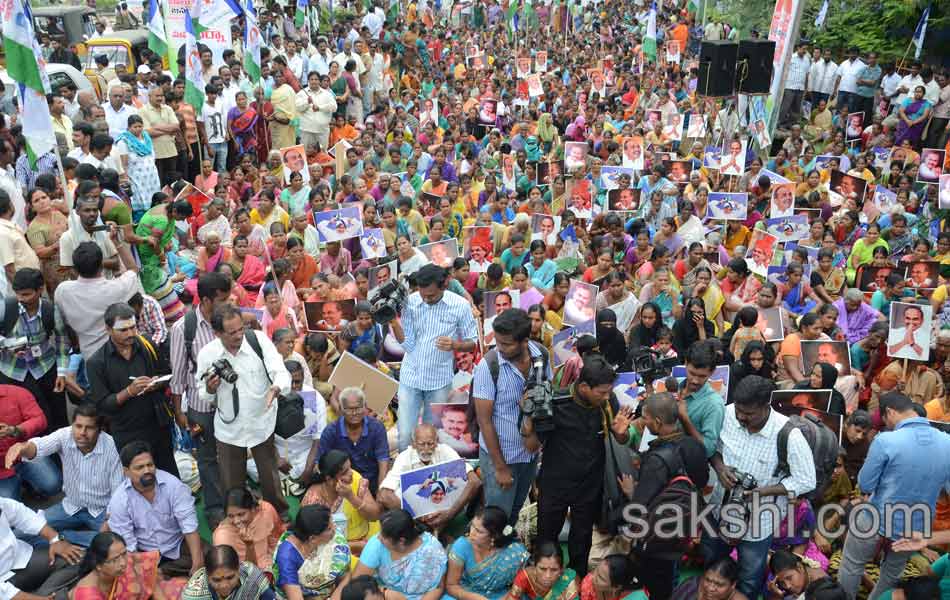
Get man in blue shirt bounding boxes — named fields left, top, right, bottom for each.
left=837, top=392, right=950, bottom=598
left=394, top=264, right=479, bottom=451
left=317, top=387, right=390, bottom=493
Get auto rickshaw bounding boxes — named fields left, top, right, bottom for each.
left=32, top=6, right=97, bottom=48
left=82, top=29, right=163, bottom=77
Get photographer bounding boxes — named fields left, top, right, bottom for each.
left=521, top=354, right=635, bottom=579
left=87, top=302, right=178, bottom=477
left=393, top=264, right=478, bottom=451
left=196, top=304, right=291, bottom=520
left=703, top=375, right=816, bottom=599
left=473, top=308, right=549, bottom=526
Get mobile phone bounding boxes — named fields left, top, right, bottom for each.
left=89, top=224, right=111, bottom=232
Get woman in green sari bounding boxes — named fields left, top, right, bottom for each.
left=445, top=507, right=529, bottom=600
left=134, top=199, right=193, bottom=323
left=328, top=62, right=349, bottom=118
left=845, top=222, right=888, bottom=285
left=508, top=542, right=578, bottom=600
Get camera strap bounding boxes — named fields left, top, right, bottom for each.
left=216, top=330, right=271, bottom=425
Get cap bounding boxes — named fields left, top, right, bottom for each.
left=137, top=64, right=150, bottom=74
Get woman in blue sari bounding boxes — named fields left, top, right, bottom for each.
left=352, top=510, right=447, bottom=600
left=444, top=507, right=529, bottom=600
left=895, top=86, right=932, bottom=148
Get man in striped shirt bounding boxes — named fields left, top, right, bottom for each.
left=394, top=264, right=479, bottom=451
left=4, top=403, right=123, bottom=547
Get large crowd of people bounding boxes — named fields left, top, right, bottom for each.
left=2, top=0, right=950, bottom=600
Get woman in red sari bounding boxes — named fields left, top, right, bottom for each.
left=228, top=235, right=267, bottom=303
left=72, top=532, right=183, bottom=600
left=251, top=86, right=271, bottom=164
left=227, top=91, right=259, bottom=161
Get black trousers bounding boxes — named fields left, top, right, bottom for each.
left=537, top=482, right=601, bottom=579
left=113, top=426, right=179, bottom=478
left=158, top=536, right=205, bottom=577
left=10, top=547, right=80, bottom=596
left=0, top=368, right=67, bottom=433
left=155, top=156, right=178, bottom=187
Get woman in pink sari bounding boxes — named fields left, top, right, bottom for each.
left=228, top=235, right=267, bottom=303
left=72, top=532, right=184, bottom=600
left=227, top=91, right=259, bottom=160
left=196, top=232, right=231, bottom=276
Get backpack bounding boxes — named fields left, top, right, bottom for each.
left=183, top=310, right=199, bottom=374
left=1, top=297, right=55, bottom=340
left=774, top=412, right=840, bottom=502
left=466, top=342, right=550, bottom=440
left=630, top=444, right=702, bottom=556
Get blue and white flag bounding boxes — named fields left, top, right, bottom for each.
left=912, top=5, right=930, bottom=60
left=814, top=0, right=828, bottom=28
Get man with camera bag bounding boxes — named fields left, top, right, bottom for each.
left=703, top=375, right=816, bottom=599
left=521, top=354, right=635, bottom=579
left=87, top=303, right=178, bottom=477
left=393, top=264, right=478, bottom=451
left=196, top=304, right=291, bottom=519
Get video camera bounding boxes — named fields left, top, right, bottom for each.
left=369, top=277, right=408, bottom=324
left=628, top=347, right=677, bottom=385
left=520, top=355, right=559, bottom=434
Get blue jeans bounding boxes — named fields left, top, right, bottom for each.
left=38, top=502, right=106, bottom=547
left=208, top=142, right=228, bottom=173
left=0, top=456, right=63, bottom=500
left=479, top=448, right=537, bottom=525
left=701, top=518, right=773, bottom=599
left=397, top=383, right=451, bottom=451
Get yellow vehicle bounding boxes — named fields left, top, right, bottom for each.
left=82, top=29, right=167, bottom=76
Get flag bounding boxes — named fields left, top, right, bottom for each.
left=295, top=0, right=308, bottom=28
left=506, top=0, right=519, bottom=34
left=814, top=0, right=828, bottom=28
left=146, top=0, right=167, bottom=57
left=184, top=9, right=205, bottom=113
left=190, top=0, right=243, bottom=35
left=243, top=0, right=262, bottom=84
left=912, top=5, right=930, bottom=60
left=686, top=0, right=698, bottom=14
left=161, top=0, right=179, bottom=77
left=2, top=0, right=56, bottom=167
left=643, top=2, right=657, bottom=60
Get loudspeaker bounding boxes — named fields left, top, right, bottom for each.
left=697, top=41, right=738, bottom=97
left=737, top=39, right=776, bottom=94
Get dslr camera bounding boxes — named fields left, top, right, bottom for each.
left=520, top=356, right=557, bottom=434
left=725, top=469, right=759, bottom=506
left=202, top=358, right=238, bottom=384
left=369, top=277, right=408, bottom=323
left=628, top=347, right=675, bottom=385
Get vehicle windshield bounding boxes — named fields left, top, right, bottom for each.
left=84, top=44, right=131, bottom=71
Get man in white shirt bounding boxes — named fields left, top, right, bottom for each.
left=807, top=47, right=838, bottom=105
left=923, top=66, right=941, bottom=105
left=378, top=423, right=481, bottom=530
left=333, top=40, right=366, bottom=78
left=4, top=404, right=124, bottom=547
left=883, top=62, right=925, bottom=130
left=307, top=37, right=333, bottom=76
left=285, top=40, right=309, bottom=84
left=362, top=5, right=385, bottom=38
left=79, top=134, right=121, bottom=173
left=780, top=43, right=810, bottom=128
left=101, top=86, right=137, bottom=139
left=926, top=72, right=950, bottom=149
left=67, top=122, right=93, bottom=162
left=832, top=47, right=866, bottom=113
left=296, top=72, right=338, bottom=152
left=880, top=62, right=902, bottom=104
left=0, top=497, right=85, bottom=600
left=197, top=304, right=291, bottom=519
left=0, top=140, right=26, bottom=232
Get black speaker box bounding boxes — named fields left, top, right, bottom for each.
left=696, top=41, right=738, bottom=97
left=737, top=39, right=776, bottom=95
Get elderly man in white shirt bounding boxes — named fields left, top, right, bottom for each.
left=296, top=71, right=338, bottom=152
left=101, top=86, right=137, bottom=139
left=197, top=304, right=291, bottom=519
left=378, top=423, right=482, bottom=531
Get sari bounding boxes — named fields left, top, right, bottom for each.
left=228, top=105, right=260, bottom=157
left=212, top=500, right=285, bottom=571
left=232, top=254, right=268, bottom=301
left=447, top=538, right=528, bottom=600
left=182, top=562, right=273, bottom=600
left=134, top=206, right=185, bottom=322
left=362, top=532, right=446, bottom=600
left=273, top=530, right=351, bottom=600
left=895, top=97, right=931, bottom=146
left=301, top=471, right=374, bottom=544
left=579, top=574, right=647, bottom=600
left=701, top=283, right=726, bottom=331
left=813, top=266, right=846, bottom=301
left=72, top=551, right=185, bottom=600
left=509, top=568, right=579, bottom=600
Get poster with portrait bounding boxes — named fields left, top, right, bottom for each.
left=537, top=160, right=563, bottom=186
left=887, top=302, right=933, bottom=360
left=801, top=340, right=852, bottom=378
left=858, top=265, right=906, bottom=293
left=400, top=459, right=468, bottom=519
left=478, top=98, right=497, bottom=124
left=563, top=279, right=598, bottom=327
left=368, top=260, right=396, bottom=293
left=621, top=136, right=645, bottom=170
left=707, top=192, right=748, bottom=220
left=686, top=113, right=706, bottom=139
left=463, top=226, right=493, bottom=272
left=419, top=98, right=439, bottom=127
left=535, top=51, right=547, bottom=71
left=703, top=145, right=721, bottom=170
left=516, top=55, right=533, bottom=78
left=829, top=170, right=868, bottom=205
left=751, top=119, right=771, bottom=151
left=770, top=389, right=834, bottom=414
left=871, top=146, right=892, bottom=171
left=531, top=214, right=561, bottom=245
left=279, top=144, right=309, bottom=185
left=551, top=319, right=596, bottom=368
left=600, top=166, right=635, bottom=190
left=845, top=112, right=864, bottom=141
left=482, top=290, right=521, bottom=347
left=645, top=109, right=663, bottom=131
left=872, top=185, right=898, bottom=212
left=663, top=113, right=685, bottom=143
left=745, top=230, right=779, bottom=278
left=430, top=405, right=478, bottom=458
left=919, top=148, right=946, bottom=184
left=613, top=372, right=642, bottom=410
left=719, top=138, right=747, bottom=176
left=467, top=52, right=486, bottom=70
left=664, top=40, right=681, bottom=65
left=567, top=178, right=592, bottom=220
left=418, top=239, right=459, bottom=269
left=314, top=206, right=363, bottom=242
left=756, top=306, right=785, bottom=342
left=940, top=174, right=950, bottom=210
left=663, top=160, right=690, bottom=185
left=761, top=168, right=791, bottom=185
left=526, top=74, right=543, bottom=97
left=766, top=215, right=809, bottom=243
left=587, top=69, right=607, bottom=97
left=905, top=261, right=939, bottom=290
left=304, top=299, right=356, bottom=332
left=769, top=182, right=796, bottom=218
left=360, top=228, right=387, bottom=259
left=564, top=141, right=589, bottom=172
left=607, top=188, right=639, bottom=212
